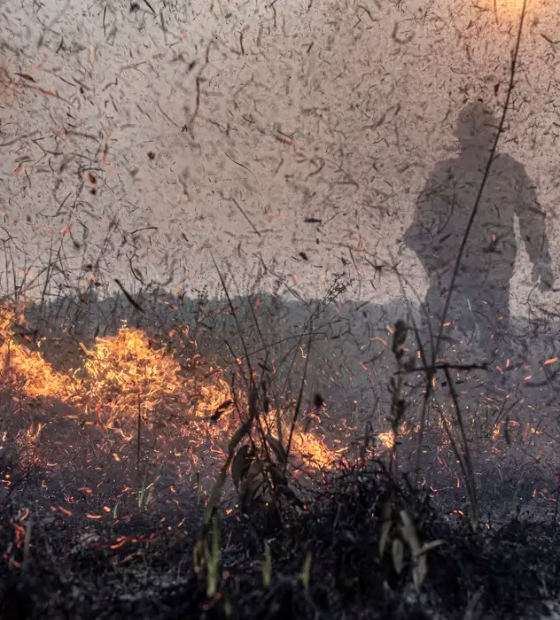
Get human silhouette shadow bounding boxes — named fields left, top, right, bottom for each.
left=404, top=102, right=554, bottom=365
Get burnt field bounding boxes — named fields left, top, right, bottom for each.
left=0, top=294, right=559, bottom=619
left=2, top=0, right=560, bottom=617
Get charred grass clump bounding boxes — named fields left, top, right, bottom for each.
left=192, top=461, right=560, bottom=620
left=1, top=461, right=560, bottom=620
left=1, top=296, right=560, bottom=619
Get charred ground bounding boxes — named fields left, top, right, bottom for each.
left=0, top=295, right=559, bottom=619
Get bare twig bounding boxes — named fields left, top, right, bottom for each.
left=444, top=367, right=478, bottom=529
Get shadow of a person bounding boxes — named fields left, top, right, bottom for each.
left=404, top=101, right=554, bottom=364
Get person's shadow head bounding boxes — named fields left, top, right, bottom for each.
left=454, top=101, right=499, bottom=155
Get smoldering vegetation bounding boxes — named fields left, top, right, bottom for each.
left=2, top=0, right=560, bottom=618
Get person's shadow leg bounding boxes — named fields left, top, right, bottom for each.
left=421, top=283, right=475, bottom=363
left=470, top=286, right=512, bottom=395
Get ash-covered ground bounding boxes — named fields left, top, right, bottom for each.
left=0, top=295, right=559, bottom=619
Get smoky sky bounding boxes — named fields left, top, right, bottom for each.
left=0, top=0, right=558, bottom=312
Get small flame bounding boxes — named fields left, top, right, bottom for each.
left=377, top=432, right=395, bottom=449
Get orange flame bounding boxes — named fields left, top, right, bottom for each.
left=377, top=432, right=395, bottom=450
left=0, top=305, right=333, bottom=470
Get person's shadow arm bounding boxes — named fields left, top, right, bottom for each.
left=515, top=168, right=554, bottom=291
left=404, top=170, right=455, bottom=275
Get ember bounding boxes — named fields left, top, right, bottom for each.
left=377, top=431, right=395, bottom=450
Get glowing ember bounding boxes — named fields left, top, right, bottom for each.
left=377, top=432, right=395, bottom=450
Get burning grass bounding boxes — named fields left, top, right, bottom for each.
left=1, top=301, right=559, bottom=619
left=0, top=303, right=334, bottom=475
left=0, top=307, right=74, bottom=401
left=81, top=325, right=233, bottom=429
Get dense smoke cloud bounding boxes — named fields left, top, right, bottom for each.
left=0, top=0, right=558, bottom=319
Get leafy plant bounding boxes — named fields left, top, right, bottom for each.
left=193, top=514, right=222, bottom=598
left=379, top=497, right=443, bottom=592
left=261, top=541, right=272, bottom=589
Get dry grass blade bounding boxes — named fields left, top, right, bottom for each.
left=204, top=418, right=253, bottom=527
left=444, top=366, right=478, bottom=530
